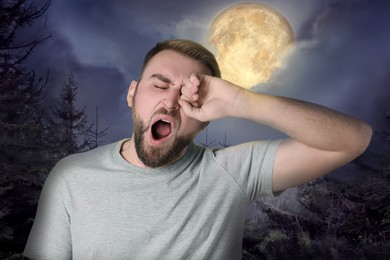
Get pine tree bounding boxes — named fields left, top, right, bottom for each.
left=50, top=72, right=90, bottom=158
left=86, top=106, right=109, bottom=150
left=0, top=0, right=51, bottom=178
left=0, top=0, right=51, bottom=256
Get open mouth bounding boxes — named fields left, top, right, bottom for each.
left=151, top=118, right=172, bottom=141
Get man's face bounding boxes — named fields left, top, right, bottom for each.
left=127, top=50, right=211, bottom=167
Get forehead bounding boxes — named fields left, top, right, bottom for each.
left=142, top=50, right=211, bottom=81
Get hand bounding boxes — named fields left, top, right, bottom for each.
left=178, top=74, right=244, bottom=122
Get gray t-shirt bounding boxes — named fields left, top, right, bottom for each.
left=24, top=139, right=281, bottom=260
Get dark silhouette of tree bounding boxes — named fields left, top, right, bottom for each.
left=86, top=106, right=110, bottom=150
left=243, top=171, right=390, bottom=259
left=50, top=72, right=90, bottom=158
left=0, top=0, right=51, bottom=257
left=218, top=131, right=231, bottom=147
left=378, top=111, right=390, bottom=143
left=200, top=126, right=217, bottom=147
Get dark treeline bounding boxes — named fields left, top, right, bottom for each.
left=242, top=151, right=390, bottom=259
left=0, top=1, right=108, bottom=258
left=0, top=0, right=389, bottom=259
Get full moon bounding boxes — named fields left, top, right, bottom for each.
left=209, top=3, right=295, bottom=89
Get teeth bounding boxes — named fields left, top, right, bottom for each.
left=161, top=119, right=170, bottom=124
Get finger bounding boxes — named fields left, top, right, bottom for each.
left=183, top=74, right=200, bottom=94
left=189, top=73, right=201, bottom=86
left=179, top=94, right=199, bottom=107
left=178, top=99, right=194, bottom=117
left=178, top=99, right=203, bottom=120
left=181, top=87, right=199, bottom=101
left=179, top=99, right=207, bottom=122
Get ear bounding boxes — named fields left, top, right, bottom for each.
left=127, top=80, right=138, bottom=107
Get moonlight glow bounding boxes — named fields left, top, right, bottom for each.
left=209, top=3, right=295, bottom=89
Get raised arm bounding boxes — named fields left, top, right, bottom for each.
left=179, top=74, right=372, bottom=192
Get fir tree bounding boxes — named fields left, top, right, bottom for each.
left=0, top=0, right=51, bottom=256
left=50, top=72, right=90, bottom=158
left=86, top=106, right=109, bottom=150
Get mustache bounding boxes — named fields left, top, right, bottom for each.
left=152, top=107, right=180, bottom=121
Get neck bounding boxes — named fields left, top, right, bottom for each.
left=120, top=137, right=146, bottom=168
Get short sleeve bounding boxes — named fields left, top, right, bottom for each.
left=214, top=140, right=283, bottom=202
left=24, top=159, right=72, bottom=260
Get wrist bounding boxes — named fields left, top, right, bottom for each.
left=229, top=88, right=255, bottom=118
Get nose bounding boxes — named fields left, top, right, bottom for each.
left=162, top=89, right=180, bottom=110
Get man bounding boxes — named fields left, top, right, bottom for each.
left=24, top=39, right=372, bottom=259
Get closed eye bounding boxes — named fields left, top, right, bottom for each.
left=150, top=74, right=171, bottom=90
left=154, top=85, right=168, bottom=90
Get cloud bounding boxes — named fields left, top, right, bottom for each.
left=261, top=0, right=390, bottom=130
left=25, top=0, right=389, bottom=143
left=173, top=17, right=208, bottom=41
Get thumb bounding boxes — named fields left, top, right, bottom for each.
left=178, top=99, right=206, bottom=122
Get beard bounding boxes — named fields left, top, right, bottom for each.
left=132, top=108, right=195, bottom=168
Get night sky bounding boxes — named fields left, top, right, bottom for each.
left=26, top=0, right=390, bottom=150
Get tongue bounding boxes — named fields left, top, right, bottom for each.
left=155, top=121, right=171, bottom=139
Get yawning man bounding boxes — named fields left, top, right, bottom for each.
left=24, top=39, right=372, bottom=260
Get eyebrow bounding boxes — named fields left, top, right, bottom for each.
left=150, top=74, right=171, bottom=84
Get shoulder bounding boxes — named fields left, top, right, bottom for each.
left=191, top=140, right=281, bottom=171
left=50, top=141, right=121, bottom=181
left=193, top=140, right=282, bottom=164
left=60, top=142, right=115, bottom=166
left=213, top=140, right=283, bottom=160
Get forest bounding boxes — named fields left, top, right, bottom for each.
left=0, top=0, right=389, bottom=259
